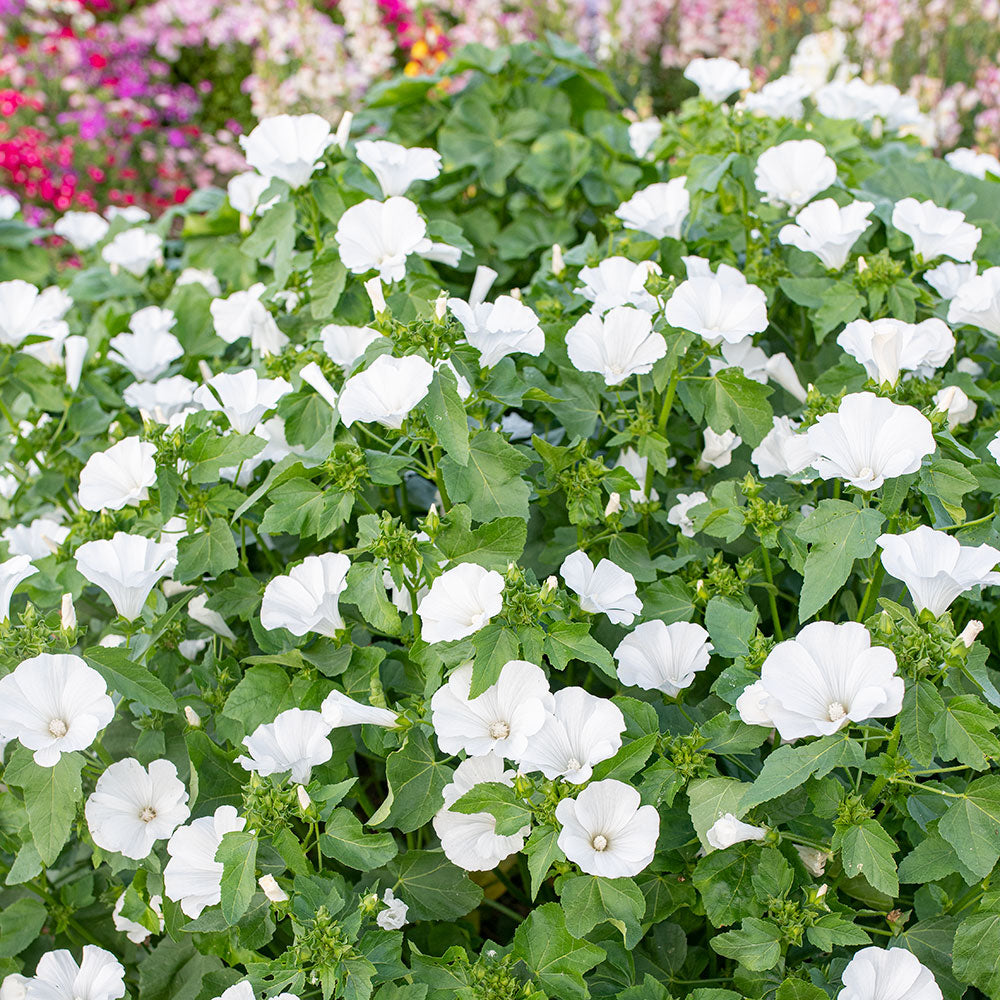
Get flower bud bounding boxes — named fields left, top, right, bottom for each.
left=299, top=362, right=339, bottom=411
left=183, top=705, right=201, bottom=728
left=364, top=276, right=387, bottom=315
left=540, top=575, right=558, bottom=600
left=959, top=619, right=984, bottom=647
left=434, top=290, right=448, bottom=320
left=551, top=243, right=565, bottom=277
left=297, top=785, right=312, bottom=812
left=335, top=110, right=354, bottom=150
left=857, top=256, right=868, bottom=274
left=604, top=492, right=622, bottom=518
left=258, top=874, right=289, bottom=903
left=198, top=360, right=214, bottom=383
left=60, top=593, right=76, bottom=633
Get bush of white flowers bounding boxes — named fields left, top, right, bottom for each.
left=3, top=37, right=1000, bottom=1000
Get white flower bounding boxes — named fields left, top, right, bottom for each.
left=836, top=317, right=955, bottom=385
left=815, top=78, right=898, bottom=123
left=518, top=687, right=625, bottom=783
left=123, top=376, right=197, bottom=425
left=433, top=753, right=530, bottom=871
left=164, top=805, right=247, bottom=918
left=257, top=874, right=288, bottom=903
left=0, top=554, right=37, bottom=623
left=236, top=708, right=333, bottom=784
left=335, top=197, right=432, bottom=282
left=176, top=268, right=221, bottom=295
left=239, top=114, right=332, bottom=188
left=788, top=29, right=847, bottom=90
left=743, top=75, right=811, bottom=119
left=891, top=198, right=981, bottom=262
left=877, top=526, right=1000, bottom=616
left=796, top=845, right=829, bottom=877
left=112, top=893, right=163, bottom=942
left=778, top=199, right=873, bottom=270
left=945, top=147, right=1000, bottom=180
left=319, top=324, right=382, bottom=370
left=226, top=172, right=276, bottom=216
left=412, top=561, right=501, bottom=644
left=560, top=550, right=641, bottom=625
left=449, top=290, right=544, bottom=369
left=376, top=888, right=409, bottom=930
left=101, top=229, right=163, bottom=276
left=566, top=306, right=666, bottom=386
left=925, top=261, right=977, bottom=300
left=431, top=659, right=552, bottom=758
left=0, top=653, right=114, bottom=766
left=614, top=447, right=658, bottom=503
left=806, top=392, right=935, bottom=491
left=210, top=284, right=288, bottom=357
left=667, top=491, right=708, bottom=537
left=684, top=57, right=750, bottom=102
left=576, top=257, right=661, bottom=314
left=706, top=813, right=767, bottom=851
left=85, top=758, right=190, bottom=859
left=194, top=370, right=292, bottom=434
left=188, top=593, right=236, bottom=639
left=627, top=118, right=661, bottom=158
left=933, top=385, right=976, bottom=430
left=0, top=193, right=18, bottom=220
left=2, top=516, right=69, bottom=559
left=754, top=139, right=837, bottom=211
left=108, top=315, right=182, bottom=382
left=105, top=206, right=149, bottom=223
left=840, top=946, right=942, bottom=1000
left=78, top=437, right=157, bottom=512
left=74, top=532, right=177, bottom=621
left=614, top=620, right=713, bottom=697
left=321, top=690, right=398, bottom=729
left=663, top=257, right=768, bottom=346
left=1, top=975, right=28, bottom=1000
left=261, top=553, right=351, bottom=637
left=948, top=266, right=1000, bottom=336
left=355, top=140, right=442, bottom=197
left=708, top=341, right=807, bottom=401
left=25, top=946, right=125, bottom=1000
left=751, top=416, right=818, bottom=479
left=338, top=353, right=434, bottom=429
left=53, top=211, right=109, bottom=250
left=556, top=779, right=659, bottom=878
left=699, top=428, right=741, bottom=469
left=739, top=621, right=903, bottom=741
left=0, top=279, right=72, bottom=347
left=615, top=178, right=690, bottom=239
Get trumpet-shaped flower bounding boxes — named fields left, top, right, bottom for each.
left=25, top=946, right=125, bottom=1000
left=706, top=814, right=767, bottom=851
left=78, top=437, right=157, bottom=512
left=751, top=416, right=818, bottom=479
left=840, top=946, right=942, bottom=1000
left=614, top=620, right=713, bottom=696
left=892, top=198, right=981, bottom=262
left=709, top=341, right=808, bottom=401
left=556, top=779, right=659, bottom=878
left=74, top=532, right=177, bottom=621
left=53, top=211, right=109, bottom=250
left=236, top=708, right=333, bottom=784
left=699, top=428, right=741, bottom=469
left=614, top=447, right=658, bottom=503
left=194, top=370, right=292, bottom=434
left=338, top=353, right=434, bottom=428
left=226, top=172, right=276, bottom=216
left=210, top=284, right=288, bottom=357
left=628, top=118, right=661, bottom=158
left=925, top=261, right=977, bottom=300
left=877, top=526, right=1000, bottom=616
left=321, top=690, right=398, bottom=729
left=108, top=313, right=182, bottom=382
left=836, top=317, right=955, bottom=385
left=164, top=806, right=247, bottom=918
left=449, top=291, right=544, bottom=369
left=0, top=280, right=72, bottom=347
left=239, top=114, right=331, bottom=188
left=566, top=306, right=666, bottom=386
left=560, top=550, right=642, bottom=625
left=3, top=516, right=69, bottom=559
left=123, top=376, right=197, bottom=425
left=261, top=553, right=351, bottom=637
left=376, top=888, right=409, bottom=930
left=518, top=687, right=625, bottom=783
left=743, top=75, right=811, bottom=119
left=754, top=139, right=837, bottom=211
left=418, top=563, right=504, bottom=644
left=101, top=229, right=163, bottom=276
left=576, top=257, right=661, bottom=314
left=947, top=267, right=1000, bottom=336
left=933, top=385, right=976, bottom=430
left=778, top=199, right=874, bottom=270
left=430, top=659, right=553, bottom=759
left=112, top=893, right=163, bottom=943
left=433, top=753, right=530, bottom=871
left=683, top=57, right=750, bottom=102
left=945, top=147, right=1000, bottom=180
left=85, top=758, right=190, bottom=859
left=0, top=653, right=114, bottom=766
left=335, top=197, right=432, bottom=282
left=667, top=491, right=708, bottom=537
left=615, top=178, right=690, bottom=239
left=0, top=554, right=38, bottom=621
left=805, top=392, right=935, bottom=491
left=319, top=324, right=382, bottom=370
left=737, top=621, right=903, bottom=740
left=355, top=140, right=442, bottom=196
left=664, top=257, right=768, bottom=345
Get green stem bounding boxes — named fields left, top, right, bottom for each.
left=865, top=718, right=901, bottom=805
left=760, top=545, right=783, bottom=640
left=856, top=561, right=885, bottom=622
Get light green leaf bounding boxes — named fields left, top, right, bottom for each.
left=216, top=830, right=258, bottom=925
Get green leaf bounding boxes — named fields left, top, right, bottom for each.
left=450, top=781, right=532, bottom=837
left=320, top=809, right=399, bottom=870
left=901, top=679, right=946, bottom=767
left=377, top=729, right=451, bottom=834
left=175, top=518, right=239, bottom=582
left=796, top=500, right=885, bottom=621
left=84, top=646, right=177, bottom=713
left=741, top=734, right=866, bottom=809
left=704, top=597, right=758, bottom=659
left=138, top=938, right=222, bottom=1000
left=710, top=917, right=782, bottom=971
left=558, top=874, right=645, bottom=946
left=938, top=775, right=1000, bottom=878
left=440, top=430, right=531, bottom=522
left=422, top=369, right=470, bottom=466
left=931, top=695, right=1000, bottom=771
left=469, top=623, right=520, bottom=697
left=543, top=621, right=616, bottom=679
left=260, top=478, right=353, bottom=540
left=344, top=561, right=402, bottom=636
left=241, top=199, right=295, bottom=282
left=511, top=902, right=606, bottom=1000
left=954, top=909, right=1000, bottom=996
left=892, top=916, right=962, bottom=1000
left=387, top=850, right=483, bottom=921
left=216, top=830, right=258, bottom=925
left=836, top=819, right=899, bottom=896
left=186, top=433, right=266, bottom=485
left=699, top=368, right=774, bottom=446
left=688, top=776, right=752, bottom=853
left=434, top=506, right=527, bottom=570
left=525, top=823, right=565, bottom=899
left=4, top=748, right=84, bottom=866
left=692, top=841, right=764, bottom=928
left=0, top=896, right=47, bottom=957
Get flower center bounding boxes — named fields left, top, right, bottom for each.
left=591, top=834, right=609, bottom=852
left=48, top=718, right=68, bottom=738
left=857, top=465, right=876, bottom=482
left=827, top=701, right=847, bottom=722
left=566, top=757, right=582, bottom=772
left=488, top=720, right=510, bottom=740
left=139, top=805, right=157, bottom=823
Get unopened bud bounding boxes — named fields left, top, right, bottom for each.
left=335, top=110, right=354, bottom=151
left=604, top=492, right=622, bottom=518
left=540, top=575, right=558, bottom=599
left=258, top=874, right=289, bottom=903
left=959, top=620, right=984, bottom=648
left=198, top=360, right=213, bottom=384
left=183, top=705, right=201, bottom=728
left=364, top=276, right=386, bottom=315
left=297, top=785, right=312, bottom=811
left=434, top=290, right=448, bottom=320
left=551, top=244, right=565, bottom=277
left=60, top=593, right=76, bottom=632
left=857, top=256, right=868, bottom=274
